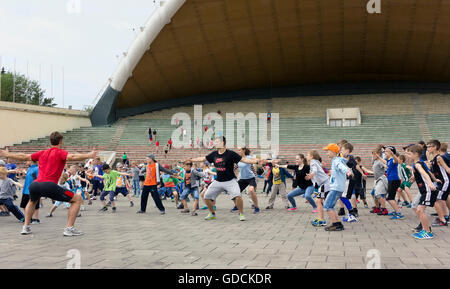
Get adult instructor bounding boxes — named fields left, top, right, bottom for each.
left=188, top=136, right=265, bottom=221
left=0, top=131, right=97, bottom=236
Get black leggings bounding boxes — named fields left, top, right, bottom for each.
left=140, top=185, right=165, bottom=212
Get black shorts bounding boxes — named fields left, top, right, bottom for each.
left=115, top=187, right=129, bottom=197
left=437, top=190, right=449, bottom=201
left=386, top=180, right=401, bottom=201
left=419, top=190, right=438, bottom=207
left=29, top=182, right=74, bottom=203
left=20, top=194, right=40, bottom=209
left=238, top=178, right=257, bottom=192
left=139, top=176, right=145, bottom=182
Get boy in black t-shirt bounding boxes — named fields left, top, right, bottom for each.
left=406, top=145, right=440, bottom=239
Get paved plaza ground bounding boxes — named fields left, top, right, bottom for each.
left=1, top=180, right=449, bottom=269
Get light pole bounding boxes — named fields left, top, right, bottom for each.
left=0, top=67, right=5, bottom=102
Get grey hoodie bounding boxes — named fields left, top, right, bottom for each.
left=309, top=159, right=330, bottom=192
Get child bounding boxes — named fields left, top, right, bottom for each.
left=426, top=140, right=449, bottom=227
left=322, top=144, right=353, bottom=231
left=179, top=161, right=204, bottom=215
left=339, top=142, right=358, bottom=222
left=405, top=145, right=439, bottom=239
left=353, top=156, right=368, bottom=208
left=159, top=164, right=179, bottom=205
left=266, top=157, right=293, bottom=210
left=306, top=150, right=330, bottom=227
left=439, top=143, right=450, bottom=217
left=46, top=173, right=72, bottom=217
left=378, top=146, right=404, bottom=220
left=68, top=165, right=91, bottom=212
left=0, top=167, right=25, bottom=222
left=114, top=165, right=135, bottom=207
left=336, top=140, right=358, bottom=220
left=367, top=148, right=388, bottom=215
left=397, top=155, right=413, bottom=208
left=96, top=164, right=131, bottom=213
left=20, top=161, right=40, bottom=224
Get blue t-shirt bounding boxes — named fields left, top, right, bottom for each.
left=6, top=163, right=17, bottom=179
left=94, top=164, right=104, bottom=181
left=22, top=165, right=39, bottom=195
left=238, top=156, right=255, bottom=180
left=386, top=158, right=400, bottom=181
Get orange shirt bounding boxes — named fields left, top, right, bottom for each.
left=144, top=163, right=157, bottom=186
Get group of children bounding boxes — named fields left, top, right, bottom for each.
left=1, top=137, right=449, bottom=241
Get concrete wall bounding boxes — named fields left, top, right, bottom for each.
left=0, top=101, right=91, bottom=148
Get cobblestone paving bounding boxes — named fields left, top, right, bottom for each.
left=1, top=181, right=449, bottom=269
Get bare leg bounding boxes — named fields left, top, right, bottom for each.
left=248, top=186, right=259, bottom=208
left=387, top=199, right=400, bottom=213
left=326, top=210, right=339, bottom=223
left=234, top=196, right=244, bottom=214
left=205, top=199, right=215, bottom=213
left=67, top=194, right=82, bottom=228
left=315, top=198, right=324, bottom=220
left=24, top=201, right=37, bottom=226
left=416, top=205, right=430, bottom=232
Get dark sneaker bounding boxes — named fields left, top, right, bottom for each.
left=265, top=206, right=273, bottom=210
left=253, top=207, right=260, bottom=214
left=431, top=219, right=448, bottom=227
left=177, top=204, right=184, bottom=210
left=181, top=209, right=190, bottom=214
left=412, top=223, right=422, bottom=232
left=325, top=224, right=344, bottom=231
left=112, top=207, right=116, bottom=213
left=106, top=201, right=111, bottom=207
left=191, top=211, right=198, bottom=216
left=31, top=219, right=40, bottom=224
left=99, top=207, right=108, bottom=212
left=136, top=210, right=145, bottom=214
left=130, top=201, right=134, bottom=207
left=351, top=208, right=359, bottom=217
left=338, top=208, right=345, bottom=216
left=230, top=206, right=238, bottom=213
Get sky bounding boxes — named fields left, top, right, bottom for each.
left=0, top=0, right=159, bottom=110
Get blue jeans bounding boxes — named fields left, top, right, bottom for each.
left=180, top=187, right=199, bottom=200
left=323, top=190, right=343, bottom=211
left=132, top=179, right=140, bottom=196
left=287, top=186, right=316, bottom=209
left=0, top=198, right=24, bottom=220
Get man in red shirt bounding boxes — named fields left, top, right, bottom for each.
left=0, top=131, right=97, bottom=236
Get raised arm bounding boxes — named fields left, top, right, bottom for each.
left=189, top=156, right=207, bottom=163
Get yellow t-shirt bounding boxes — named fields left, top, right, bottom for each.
left=272, top=167, right=283, bottom=185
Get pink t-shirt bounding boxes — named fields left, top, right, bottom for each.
left=31, top=147, right=68, bottom=183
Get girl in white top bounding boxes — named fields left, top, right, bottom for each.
left=306, top=150, right=330, bottom=227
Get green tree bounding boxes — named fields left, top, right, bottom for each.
left=0, top=70, right=57, bottom=107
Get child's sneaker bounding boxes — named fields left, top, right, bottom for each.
left=377, top=208, right=388, bottom=215
left=230, top=206, right=238, bottom=213
left=287, top=207, right=298, bottom=212
left=200, top=206, right=208, bottom=210
left=21, top=226, right=32, bottom=235
left=342, top=215, right=358, bottom=223
left=312, top=208, right=318, bottom=213
left=364, top=203, right=368, bottom=208
left=253, top=207, right=260, bottom=214
left=413, top=230, right=434, bottom=240
left=431, top=219, right=448, bottom=227
left=239, top=213, right=246, bottom=221
left=390, top=212, right=404, bottom=220
left=338, top=208, right=345, bottom=216
left=325, top=223, right=344, bottom=231
left=370, top=207, right=380, bottom=214
left=204, top=213, right=216, bottom=220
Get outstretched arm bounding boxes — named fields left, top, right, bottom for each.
left=189, top=156, right=206, bottom=163
left=0, top=149, right=31, bottom=161
left=67, top=151, right=98, bottom=162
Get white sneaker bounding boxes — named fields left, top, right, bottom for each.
left=63, top=227, right=84, bottom=237
left=80, top=206, right=86, bottom=211
left=21, top=226, right=32, bottom=235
